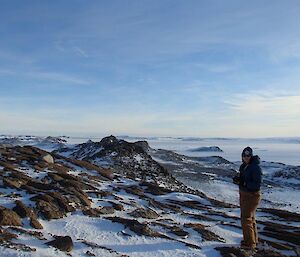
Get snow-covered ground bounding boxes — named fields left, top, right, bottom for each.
left=138, top=137, right=300, bottom=166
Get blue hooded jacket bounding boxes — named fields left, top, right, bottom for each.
left=239, top=155, right=262, bottom=192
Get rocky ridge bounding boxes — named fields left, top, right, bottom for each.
left=0, top=136, right=299, bottom=256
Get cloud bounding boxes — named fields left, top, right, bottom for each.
left=0, top=68, right=90, bottom=85
left=72, top=46, right=88, bottom=57
left=26, top=71, right=90, bottom=85
left=220, top=91, right=300, bottom=136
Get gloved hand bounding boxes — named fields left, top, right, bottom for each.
left=233, top=176, right=240, bottom=185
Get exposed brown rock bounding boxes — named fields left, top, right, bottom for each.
left=12, top=201, right=43, bottom=229
left=8, top=226, right=45, bottom=240
left=0, top=228, right=18, bottom=242
left=86, top=190, right=112, bottom=198
left=108, top=201, right=124, bottom=211
left=27, top=180, right=54, bottom=190
left=168, top=199, right=209, bottom=211
left=3, top=177, right=26, bottom=189
left=122, top=185, right=145, bottom=197
left=13, top=200, right=37, bottom=219
left=260, top=208, right=300, bottom=222
left=0, top=208, right=22, bottom=226
left=129, top=208, right=160, bottom=219
left=141, top=181, right=173, bottom=195
left=46, top=235, right=73, bottom=252
left=184, top=223, right=225, bottom=242
left=35, top=199, right=65, bottom=220
left=48, top=192, right=76, bottom=213
left=83, top=206, right=115, bottom=217
left=148, top=198, right=181, bottom=212
left=47, top=172, right=64, bottom=182
left=107, top=216, right=160, bottom=237
left=0, top=241, right=36, bottom=252
left=66, top=188, right=92, bottom=207
left=261, top=226, right=300, bottom=246
left=30, top=217, right=44, bottom=229
left=215, top=246, right=289, bottom=257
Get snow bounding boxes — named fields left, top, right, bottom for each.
left=134, top=154, right=144, bottom=163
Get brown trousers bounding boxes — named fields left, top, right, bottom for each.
left=239, top=190, right=261, bottom=247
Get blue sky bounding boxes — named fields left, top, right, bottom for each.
left=1, top=0, right=300, bottom=137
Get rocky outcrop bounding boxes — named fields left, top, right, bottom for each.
left=12, top=200, right=43, bottom=229
left=46, top=235, right=73, bottom=252
left=83, top=206, right=115, bottom=217
left=0, top=207, right=22, bottom=226
left=129, top=208, right=160, bottom=219
left=215, top=246, right=289, bottom=257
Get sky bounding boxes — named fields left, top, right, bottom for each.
left=1, top=0, right=300, bottom=137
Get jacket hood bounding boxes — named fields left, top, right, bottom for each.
left=251, top=155, right=260, bottom=165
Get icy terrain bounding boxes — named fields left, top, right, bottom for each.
left=0, top=135, right=299, bottom=256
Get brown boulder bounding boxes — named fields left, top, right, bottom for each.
left=13, top=200, right=37, bottom=219
left=35, top=199, right=65, bottom=220
left=0, top=208, right=22, bottom=226
left=129, top=208, right=159, bottom=219
left=46, top=235, right=73, bottom=252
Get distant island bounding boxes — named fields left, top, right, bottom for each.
left=188, top=146, right=223, bottom=152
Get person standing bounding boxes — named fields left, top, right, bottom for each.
left=233, top=146, right=262, bottom=250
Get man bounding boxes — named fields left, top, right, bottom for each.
left=233, top=146, right=262, bottom=250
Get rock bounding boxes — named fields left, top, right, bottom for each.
left=47, top=172, right=64, bottom=182
left=35, top=199, right=65, bottom=220
left=30, top=217, right=43, bottom=229
left=0, top=208, right=22, bottom=226
left=141, top=181, right=172, bottom=195
left=27, top=180, right=54, bottom=190
left=107, top=217, right=160, bottom=237
left=0, top=228, right=18, bottom=242
left=86, top=250, right=96, bottom=256
left=129, top=208, right=160, bottom=219
left=41, top=154, right=54, bottom=164
left=67, top=188, right=92, bottom=207
left=260, top=208, right=300, bottom=222
left=48, top=192, right=76, bottom=213
left=169, top=226, right=189, bottom=238
left=108, top=201, right=124, bottom=211
left=13, top=200, right=37, bottom=219
left=12, top=200, right=43, bottom=229
left=7, top=227, right=45, bottom=240
left=261, top=226, right=300, bottom=246
left=122, top=185, right=145, bottom=197
left=46, top=235, right=73, bottom=252
left=215, top=246, right=289, bottom=257
left=32, top=192, right=76, bottom=220
left=3, top=177, right=24, bottom=189
left=184, top=223, right=225, bottom=242
left=83, top=206, right=115, bottom=217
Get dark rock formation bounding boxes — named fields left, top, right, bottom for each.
left=46, top=235, right=73, bottom=252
